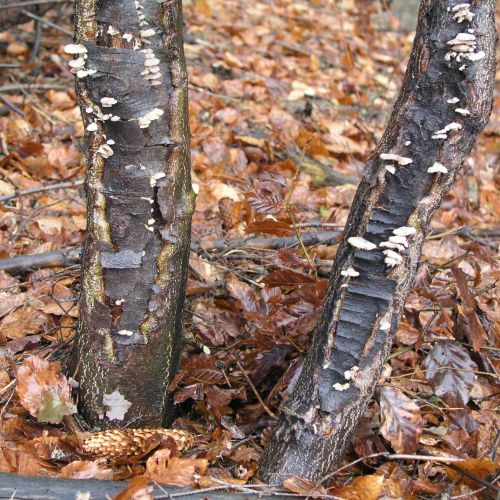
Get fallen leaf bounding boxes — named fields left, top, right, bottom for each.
left=379, top=386, right=423, bottom=453
left=331, top=474, right=385, bottom=500
left=16, top=355, right=76, bottom=424
left=283, top=476, right=327, bottom=498
left=446, top=457, right=498, bottom=488
left=424, top=340, right=477, bottom=407
left=59, top=460, right=113, bottom=480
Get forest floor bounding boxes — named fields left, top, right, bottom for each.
left=0, top=0, right=499, bottom=498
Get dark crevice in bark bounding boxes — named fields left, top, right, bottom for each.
left=259, top=0, right=496, bottom=484
left=71, top=0, right=195, bottom=429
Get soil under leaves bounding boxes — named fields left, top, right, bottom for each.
left=0, top=0, right=499, bottom=498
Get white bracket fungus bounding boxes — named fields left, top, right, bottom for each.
left=385, top=165, right=396, bottom=175
left=447, top=97, right=460, bottom=104
left=347, top=237, right=377, bottom=251
left=86, top=122, right=98, bottom=132
left=383, top=249, right=403, bottom=267
left=117, top=329, right=133, bottom=336
left=392, top=226, right=416, bottom=237
left=432, top=122, right=462, bottom=140
left=150, top=172, right=166, bottom=187
left=138, top=108, right=164, bottom=129
left=333, top=382, right=350, bottom=392
left=380, top=153, right=413, bottom=165
left=455, top=108, right=470, bottom=116
left=340, top=267, right=360, bottom=277
left=445, top=32, right=485, bottom=63
left=115, top=299, right=125, bottom=305
left=427, top=162, right=448, bottom=174
left=451, top=3, right=474, bottom=23
left=140, top=28, right=156, bottom=38
left=97, top=144, right=114, bottom=158
left=102, top=390, right=132, bottom=421
left=379, top=321, right=391, bottom=331
left=64, top=44, right=87, bottom=55
left=344, top=366, right=360, bottom=380
left=100, top=97, right=117, bottom=107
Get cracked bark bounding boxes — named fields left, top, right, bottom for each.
left=259, top=0, right=496, bottom=484
left=70, top=0, right=194, bottom=428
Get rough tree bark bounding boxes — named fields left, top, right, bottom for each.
left=259, top=0, right=496, bottom=484
left=70, top=0, right=195, bottom=428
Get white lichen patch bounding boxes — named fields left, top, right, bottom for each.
left=100, top=97, right=117, bottom=107
left=341, top=267, right=359, bottom=278
left=102, top=390, right=131, bottom=421
left=138, top=108, right=164, bottom=129
left=427, top=162, right=448, bottom=174
left=380, top=153, right=413, bottom=165
left=451, top=3, right=474, bottom=23
left=393, top=226, right=416, bottom=237
left=347, top=237, right=377, bottom=251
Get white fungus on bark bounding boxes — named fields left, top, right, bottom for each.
left=451, top=3, right=474, bottom=23
left=393, top=226, right=416, bottom=237
left=347, top=237, right=377, bottom=251
left=341, top=267, right=360, bottom=277
left=344, top=366, right=360, bottom=380
left=379, top=321, right=391, bottom=331
left=150, top=172, right=166, bottom=187
left=385, top=165, right=396, bottom=175
left=138, top=108, right=164, bottom=129
left=97, top=144, right=114, bottom=158
left=455, top=108, right=470, bottom=115
left=333, top=383, right=350, bottom=392
left=117, top=329, right=133, bottom=336
left=427, top=162, right=448, bottom=174
left=447, top=97, right=460, bottom=104
left=100, top=97, right=117, bottom=107
left=380, top=153, right=413, bottom=165
left=86, top=122, right=98, bottom=132
left=64, top=44, right=87, bottom=55
left=140, top=28, right=156, bottom=38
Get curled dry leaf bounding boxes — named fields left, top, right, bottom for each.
left=114, top=476, right=154, bottom=500
left=379, top=386, right=423, bottom=454
left=283, top=476, right=327, bottom=498
left=145, top=448, right=208, bottom=487
left=59, top=460, right=113, bottom=480
left=15, top=355, right=76, bottom=424
left=424, top=340, right=477, bottom=407
left=445, top=457, right=498, bottom=488
left=330, top=474, right=385, bottom=500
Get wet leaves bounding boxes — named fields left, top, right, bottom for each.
left=424, top=340, right=477, bottom=407
left=379, top=387, right=423, bottom=454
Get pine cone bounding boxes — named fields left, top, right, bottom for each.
left=81, top=428, right=195, bottom=459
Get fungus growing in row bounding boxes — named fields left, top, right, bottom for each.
left=445, top=32, right=485, bottom=63
left=97, top=144, right=114, bottom=158
left=107, top=25, right=119, bottom=36
left=140, top=28, right=156, bottom=38
left=392, top=226, right=416, bottom=237
left=427, top=162, right=448, bottom=174
left=100, top=97, right=117, bottom=108
left=86, top=122, right=98, bottom=132
left=380, top=153, right=413, bottom=165
left=383, top=249, right=403, bottom=267
left=432, top=122, right=462, bottom=140
left=451, top=3, right=474, bottom=24
left=138, top=108, right=164, bottom=129
left=344, top=366, right=360, bottom=380
left=117, top=330, right=133, bottom=336
left=347, top=237, right=377, bottom=251
left=333, top=383, right=350, bottom=392
left=455, top=108, right=470, bottom=115
left=340, top=267, right=360, bottom=277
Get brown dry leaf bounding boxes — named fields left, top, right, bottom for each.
left=145, top=448, right=208, bottom=487
left=424, top=340, right=477, bottom=407
left=283, top=476, right=327, bottom=498
left=114, top=476, right=154, bottom=500
left=445, top=457, right=498, bottom=488
left=379, top=387, right=423, bottom=453
left=194, top=0, right=212, bottom=17
left=330, top=474, right=385, bottom=500
left=15, top=355, right=76, bottom=424
left=59, top=460, right=113, bottom=480
left=0, top=307, right=47, bottom=339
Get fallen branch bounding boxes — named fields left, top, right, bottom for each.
left=0, top=179, right=84, bottom=203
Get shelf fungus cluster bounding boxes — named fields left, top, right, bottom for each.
left=379, top=226, right=416, bottom=268
left=432, top=121, right=461, bottom=140
left=449, top=3, right=474, bottom=24
left=63, top=43, right=96, bottom=79
left=380, top=153, right=412, bottom=175
left=141, top=49, right=162, bottom=86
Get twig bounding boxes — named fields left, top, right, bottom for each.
left=0, top=95, right=25, bottom=117
left=0, top=179, right=84, bottom=203
left=0, top=0, right=68, bottom=9
left=22, top=9, right=73, bottom=35
left=0, top=83, right=67, bottom=93
left=236, top=361, right=277, bottom=419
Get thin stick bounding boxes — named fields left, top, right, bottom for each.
left=0, top=83, right=67, bottom=93
left=236, top=361, right=277, bottom=419
left=0, top=179, right=83, bottom=202
left=21, top=9, right=73, bottom=35
left=0, top=0, right=68, bottom=9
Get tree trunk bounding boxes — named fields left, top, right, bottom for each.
left=259, top=0, right=496, bottom=484
left=70, top=0, right=194, bottom=429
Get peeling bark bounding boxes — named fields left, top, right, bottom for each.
left=71, top=0, right=195, bottom=428
left=259, top=0, right=496, bottom=484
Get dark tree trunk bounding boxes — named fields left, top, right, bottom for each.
left=259, top=0, right=496, bottom=484
left=70, top=0, right=194, bottom=428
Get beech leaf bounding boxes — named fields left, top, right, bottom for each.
left=15, top=355, right=76, bottom=424
left=424, top=340, right=477, bottom=407
left=379, top=386, right=423, bottom=453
